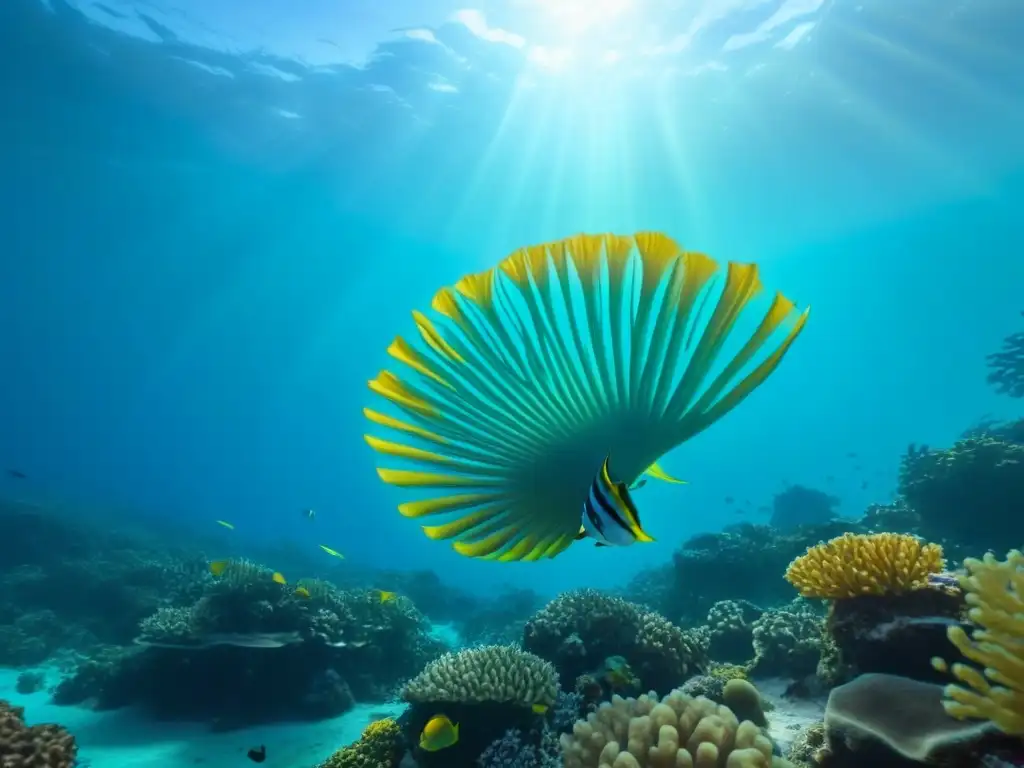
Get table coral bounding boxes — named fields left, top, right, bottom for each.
left=785, top=532, right=944, bottom=599
left=933, top=550, right=1024, bottom=735
left=561, top=687, right=791, bottom=768
left=0, top=700, right=77, bottom=768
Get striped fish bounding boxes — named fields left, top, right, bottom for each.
left=578, top=455, right=654, bottom=547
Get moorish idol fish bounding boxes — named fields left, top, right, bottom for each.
left=363, top=232, right=809, bottom=561
left=576, top=455, right=654, bottom=547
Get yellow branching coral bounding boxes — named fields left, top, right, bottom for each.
left=321, top=717, right=404, bottom=768
left=931, top=550, right=1024, bottom=735
left=785, top=532, right=944, bottom=599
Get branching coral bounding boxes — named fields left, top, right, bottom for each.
left=561, top=688, right=790, bottom=767
left=785, top=533, right=944, bottom=599
left=932, top=550, right=1024, bottom=735
left=0, top=700, right=77, bottom=768
left=320, top=718, right=404, bottom=768
left=403, top=645, right=559, bottom=708
left=986, top=312, right=1024, bottom=398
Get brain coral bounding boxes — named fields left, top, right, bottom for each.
left=0, top=700, right=77, bottom=768
left=785, top=532, right=944, bottom=599
left=402, top=644, right=558, bottom=707
left=561, top=688, right=790, bottom=768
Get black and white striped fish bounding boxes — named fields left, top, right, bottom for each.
left=576, top=455, right=655, bottom=547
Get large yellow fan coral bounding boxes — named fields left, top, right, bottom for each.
left=785, top=532, right=945, bottom=599
left=931, top=550, right=1024, bottom=735
left=363, top=232, right=809, bottom=561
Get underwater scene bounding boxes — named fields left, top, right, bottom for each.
left=2, top=0, right=1024, bottom=766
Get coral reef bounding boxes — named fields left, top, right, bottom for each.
left=784, top=533, right=964, bottom=687
left=319, top=717, right=404, bottom=768
left=477, top=727, right=561, bottom=768
left=932, top=550, right=1024, bottom=735
left=785, top=532, right=945, bottom=599
left=402, top=645, right=559, bottom=767
left=784, top=722, right=825, bottom=768
left=986, top=311, right=1024, bottom=398
left=769, top=485, right=839, bottom=532
left=56, top=572, right=442, bottom=725
left=0, top=700, right=77, bottom=767
left=524, top=590, right=706, bottom=694
left=561, top=686, right=790, bottom=767
left=706, top=600, right=762, bottom=663
left=403, top=645, right=558, bottom=708
left=898, top=435, right=1024, bottom=553
left=667, top=521, right=863, bottom=622
left=750, top=607, right=823, bottom=679
left=0, top=501, right=208, bottom=665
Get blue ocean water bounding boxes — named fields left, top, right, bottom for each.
left=3, top=0, right=1023, bottom=596
left=1, top=6, right=1024, bottom=764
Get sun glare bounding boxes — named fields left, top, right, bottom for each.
left=540, top=0, right=635, bottom=38
left=514, top=0, right=641, bottom=75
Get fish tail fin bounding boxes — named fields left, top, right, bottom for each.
left=644, top=461, right=687, bottom=484
left=574, top=526, right=587, bottom=540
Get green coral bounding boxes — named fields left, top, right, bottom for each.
left=706, top=599, right=762, bottom=663
left=898, top=435, right=1024, bottom=550
left=750, top=607, right=823, bottom=678
left=402, top=644, right=558, bottom=707
left=524, top=589, right=705, bottom=692
left=319, top=718, right=404, bottom=768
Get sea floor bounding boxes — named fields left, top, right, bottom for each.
left=0, top=666, right=407, bottom=768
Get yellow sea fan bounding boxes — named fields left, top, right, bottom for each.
left=785, top=532, right=945, bottom=599
left=364, top=232, right=809, bottom=562
left=931, top=550, right=1024, bottom=735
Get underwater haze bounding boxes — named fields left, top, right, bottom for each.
left=5, top=2, right=1024, bottom=768
left=2, top=0, right=1023, bottom=601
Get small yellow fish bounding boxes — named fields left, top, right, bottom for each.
left=319, top=545, right=345, bottom=559
left=272, top=572, right=287, bottom=585
left=419, top=714, right=458, bottom=752
left=531, top=703, right=548, bottom=715
left=215, top=520, right=234, bottom=530
left=209, top=560, right=230, bottom=577
left=294, top=586, right=311, bottom=600
left=378, top=590, right=397, bottom=603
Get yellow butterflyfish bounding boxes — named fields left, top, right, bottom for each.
left=209, top=559, right=230, bottom=577
left=419, top=714, right=458, bottom=751
left=364, top=232, right=808, bottom=561
left=294, top=586, right=311, bottom=600
left=378, top=590, right=397, bottom=603
left=272, top=572, right=286, bottom=585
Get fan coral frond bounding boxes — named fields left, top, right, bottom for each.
left=365, top=232, right=808, bottom=561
